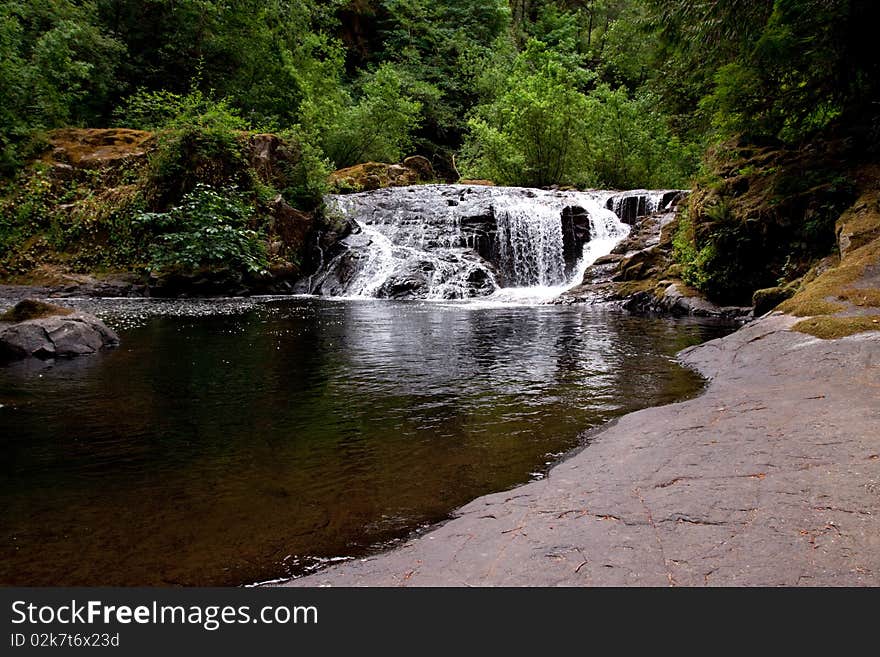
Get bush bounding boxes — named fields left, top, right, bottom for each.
left=276, top=126, right=331, bottom=209
left=112, top=89, right=190, bottom=131
left=142, top=92, right=253, bottom=210
left=460, top=41, right=593, bottom=187
left=673, top=197, right=769, bottom=304
left=461, top=41, right=696, bottom=188
left=586, top=86, right=695, bottom=189
left=135, top=184, right=267, bottom=277
left=0, top=1, right=122, bottom=174
left=311, top=64, right=423, bottom=168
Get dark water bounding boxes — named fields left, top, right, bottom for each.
left=0, top=298, right=734, bottom=585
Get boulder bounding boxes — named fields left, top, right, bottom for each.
left=836, top=191, right=880, bottom=258
left=329, top=158, right=436, bottom=192
left=44, top=128, right=155, bottom=169
left=605, top=190, right=687, bottom=225
left=457, top=179, right=495, bottom=186
left=267, top=195, right=314, bottom=262
left=561, top=206, right=592, bottom=277
left=0, top=300, right=119, bottom=363
left=612, top=246, right=666, bottom=282
left=402, top=156, right=434, bottom=179
left=752, top=285, right=797, bottom=316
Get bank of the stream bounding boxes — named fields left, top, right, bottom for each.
left=286, top=312, right=880, bottom=586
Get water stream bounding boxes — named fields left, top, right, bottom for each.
left=0, top=184, right=722, bottom=587
left=0, top=299, right=734, bottom=586
left=307, top=185, right=679, bottom=303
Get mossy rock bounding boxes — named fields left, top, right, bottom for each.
left=779, top=234, right=880, bottom=317
left=458, top=179, right=495, bottom=186
left=663, top=263, right=684, bottom=278
left=752, top=285, right=796, bottom=316
left=836, top=191, right=880, bottom=257
left=0, top=299, right=73, bottom=323
left=328, top=159, right=436, bottom=193
left=792, top=316, right=880, bottom=339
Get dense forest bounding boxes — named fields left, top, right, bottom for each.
left=1, top=0, right=879, bottom=303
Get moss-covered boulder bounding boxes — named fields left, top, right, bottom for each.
left=836, top=190, right=880, bottom=258
left=0, top=300, right=119, bottom=363
left=328, top=157, right=435, bottom=192
left=752, top=285, right=797, bottom=316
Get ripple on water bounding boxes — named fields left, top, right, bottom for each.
left=0, top=296, right=735, bottom=585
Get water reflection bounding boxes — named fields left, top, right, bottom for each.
left=0, top=298, right=733, bottom=585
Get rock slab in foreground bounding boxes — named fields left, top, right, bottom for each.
left=285, top=314, right=880, bottom=586
left=0, top=301, right=119, bottom=363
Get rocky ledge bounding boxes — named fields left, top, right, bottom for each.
left=0, top=299, right=119, bottom=363
left=284, top=313, right=879, bottom=586
left=558, top=204, right=752, bottom=319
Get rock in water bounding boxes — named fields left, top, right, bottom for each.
left=0, top=300, right=119, bottom=363
left=310, top=185, right=640, bottom=299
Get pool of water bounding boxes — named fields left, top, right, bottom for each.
left=0, top=297, right=735, bottom=585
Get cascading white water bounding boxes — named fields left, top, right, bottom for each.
left=487, top=190, right=628, bottom=303
left=599, top=189, right=686, bottom=224
left=492, top=194, right=567, bottom=287
left=310, top=184, right=676, bottom=302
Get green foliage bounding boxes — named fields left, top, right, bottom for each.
left=95, top=0, right=347, bottom=127
left=314, top=64, right=424, bottom=168
left=650, top=0, right=880, bottom=147
left=135, top=184, right=267, bottom=276
left=3, top=0, right=877, bottom=298
left=672, top=209, right=699, bottom=282
left=143, top=92, right=252, bottom=210
left=374, top=0, right=511, bottom=153
left=0, top=164, right=56, bottom=268
left=673, top=154, right=858, bottom=304
left=0, top=160, right=148, bottom=275
left=0, top=0, right=123, bottom=172
left=462, top=40, right=694, bottom=188
left=276, top=126, right=331, bottom=209
left=672, top=198, right=765, bottom=304
left=586, top=85, right=695, bottom=189
left=112, top=89, right=189, bottom=131
left=461, top=41, right=593, bottom=187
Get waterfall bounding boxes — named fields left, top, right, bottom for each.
left=492, top=194, right=567, bottom=287
left=307, top=184, right=676, bottom=301
left=602, top=189, right=686, bottom=225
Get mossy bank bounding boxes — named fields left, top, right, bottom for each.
left=0, top=127, right=349, bottom=296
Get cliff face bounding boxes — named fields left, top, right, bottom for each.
left=559, top=145, right=880, bottom=335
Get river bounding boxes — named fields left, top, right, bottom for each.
left=0, top=297, right=734, bottom=585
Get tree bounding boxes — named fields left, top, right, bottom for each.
left=316, top=63, right=424, bottom=167
left=0, top=0, right=123, bottom=171
left=461, top=40, right=593, bottom=187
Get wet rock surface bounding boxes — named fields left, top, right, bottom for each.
left=559, top=205, right=752, bottom=319
left=605, top=189, right=685, bottom=225
left=285, top=314, right=880, bottom=586
left=0, top=275, right=147, bottom=302
left=0, top=301, right=119, bottom=363
left=307, top=185, right=643, bottom=297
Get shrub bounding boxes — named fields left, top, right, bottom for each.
left=112, top=89, right=189, bottom=131
left=312, top=64, right=423, bottom=168
left=460, top=41, right=593, bottom=187
left=135, top=184, right=267, bottom=277
left=142, top=92, right=253, bottom=210
left=461, top=41, right=696, bottom=188
left=274, top=126, right=331, bottom=209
